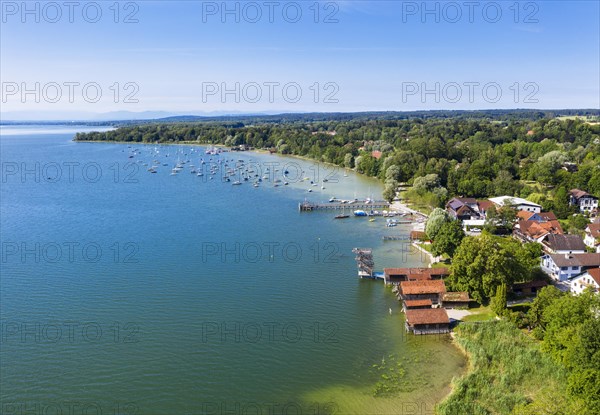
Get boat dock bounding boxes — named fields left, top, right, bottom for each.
left=383, top=235, right=410, bottom=241
left=299, top=200, right=391, bottom=212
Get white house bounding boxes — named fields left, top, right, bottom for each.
left=584, top=224, right=600, bottom=253
left=570, top=268, right=600, bottom=295
left=541, top=253, right=600, bottom=282
left=489, top=196, right=542, bottom=213
left=569, top=189, right=599, bottom=213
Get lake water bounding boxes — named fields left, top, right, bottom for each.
left=0, top=126, right=465, bottom=414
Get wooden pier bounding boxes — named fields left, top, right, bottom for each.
left=299, top=200, right=390, bottom=212
left=383, top=235, right=410, bottom=241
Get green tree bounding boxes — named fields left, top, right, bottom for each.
left=449, top=234, right=533, bottom=304
left=490, top=283, right=507, bottom=316
left=425, top=208, right=451, bottom=240
left=528, top=286, right=565, bottom=335
left=431, top=220, right=465, bottom=257
left=540, top=291, right=598, bottom=364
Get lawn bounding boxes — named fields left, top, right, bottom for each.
left=461, top=306, right=496, bottom=322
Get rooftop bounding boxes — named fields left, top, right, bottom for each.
left=441, top=292, right=470, bottom=302
left=383, top=267, right=450, bottom=279
left=405, top=308, right=450, bottom=325
left=400, top=280, right=447, bottom=295
left=586, top=223, right=600, bottom=239
left=570, top=189, right=597, bottom=200
left=489, top=196, right=541, bottom=208
left=550, top=253, right=600, bottom=268
left=543, top=234, right=586, bottom=252
left=404, top=299, right=433, bottom=307
left=518, top=219, right=563, bottom=240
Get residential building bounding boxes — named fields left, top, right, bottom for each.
left=446, top=198, right=481, bottom=220
left=570, top=268, right=600, bottom=295
left=541, top=234, right=586, bottom=254
left=541, top=253, right=600, bottom=282
left=569, top=189, right=599, bottom=213
left=584, top=223, right=600, bottom=253
left=489, top=196, right=542, bottom=213
left=513, top=212, right=563, bottom=243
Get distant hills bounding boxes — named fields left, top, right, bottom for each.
left=2, top=109, right=599, bottom=126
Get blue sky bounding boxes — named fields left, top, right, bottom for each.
left=1, top=1, right=599, bottom=119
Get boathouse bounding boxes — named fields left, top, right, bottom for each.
left=441, top=292, right=470, bottom=309
left=383, top=267, right=449, bottom=285
left=405, top=308, right=450, bottom=335
left=398, top=280, right=447, bottom=305
left=402, top=299, right=433, bottom=312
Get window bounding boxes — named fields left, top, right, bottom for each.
left=561, top=266, right=568, bottom=270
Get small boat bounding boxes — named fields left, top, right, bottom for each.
left=232, top=181, right=242, bottom=185
left=354, top=210, right=367, bottom=217
left=369, top=218, right=376, bottom=222
left=334, top=214, right=349, bottom=219
left=308, top=189, right=313, bottom=192
left=284, top=182, right=289, bottom=185
left=253, top=183, right=259, bottom=188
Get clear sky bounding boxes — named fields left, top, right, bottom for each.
left=1, top=1, right=599, bottom=119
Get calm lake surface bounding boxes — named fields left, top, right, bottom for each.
left=0, top=126, right=465, bottom=414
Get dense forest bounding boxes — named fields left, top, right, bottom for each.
left=75, top=111, right=600, bottom=216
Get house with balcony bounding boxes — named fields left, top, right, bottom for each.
left=570, top=268, right=600, bottom=295
left=541, top=253, right=600, bottom=282
left=584, top=223, right=600, bottom=253
left=569, top=189, right=598, bottom=213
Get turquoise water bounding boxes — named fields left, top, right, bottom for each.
left=0, top=126, right=462, bottom=414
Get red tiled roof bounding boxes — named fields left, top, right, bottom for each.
left=406, top=308, right=450, bottom=325
left=517, top=211, right=536, bottom=220
left=587, top=223, right=600, bottom=239
left=404, top=299, right=432, bottom=308
left=539, top=212, right=558, bottom=221
left=410, top=231, right=427, bottom=240
left=587, top=268, right=600, bottom=286
left=400, top=280, right=447, bottom=295
left=518, top=220, right=563, bottom=240
left=384, top=267, right=450, bottom=279
left=477, top=200, right=494, bottom=211
left=371, top=151, right=382, bottom=159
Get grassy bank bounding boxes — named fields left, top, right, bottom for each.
left=437, top=320, right=585, bottom=415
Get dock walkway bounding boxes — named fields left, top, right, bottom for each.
left=299, top=201, right=390, bottom=212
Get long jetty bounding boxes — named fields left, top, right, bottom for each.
left=299, top=200, right=390, bottom=212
